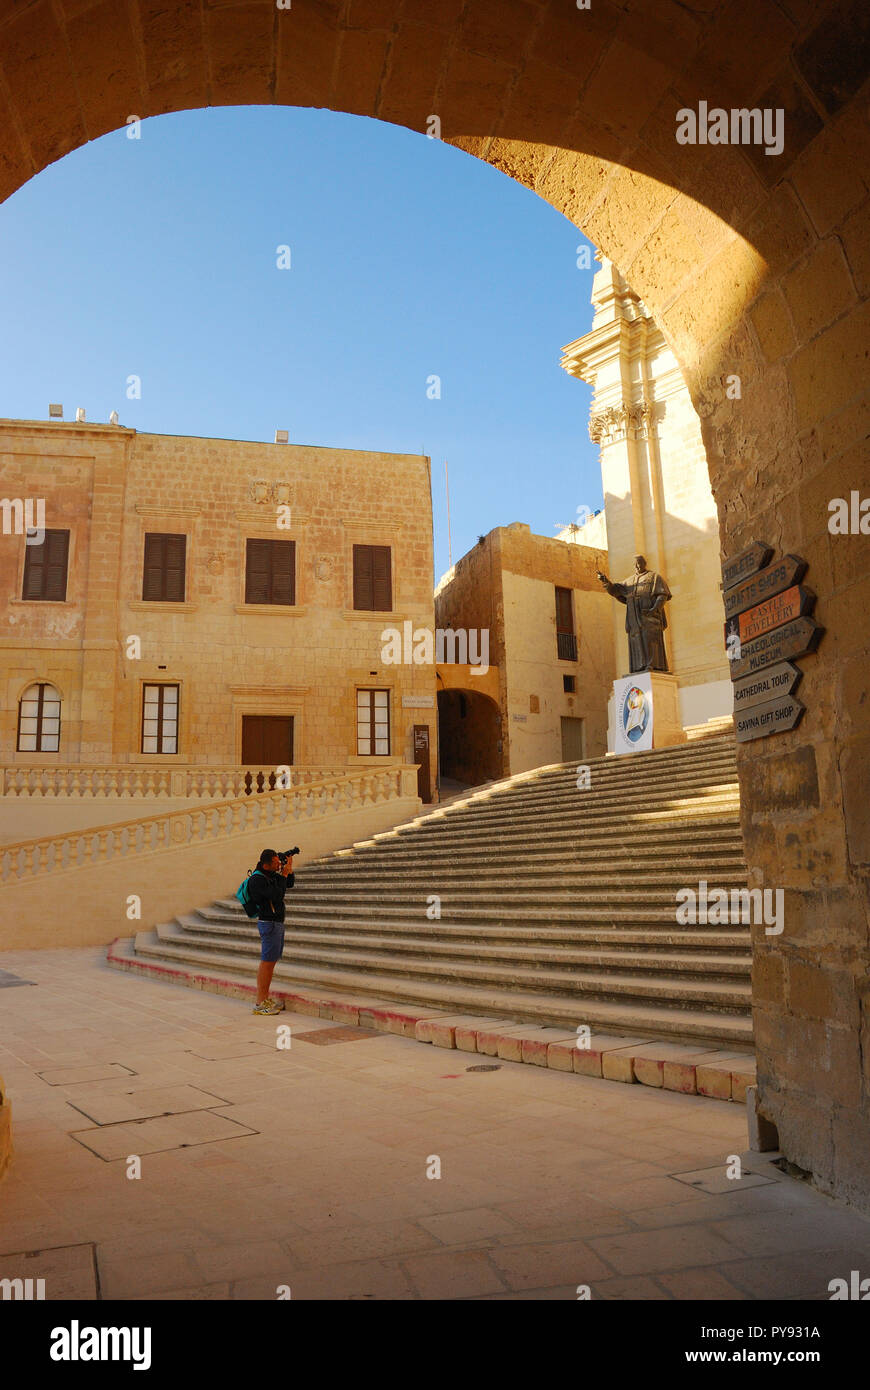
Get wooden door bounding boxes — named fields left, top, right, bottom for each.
left=413, top=724, right=431, bottom=802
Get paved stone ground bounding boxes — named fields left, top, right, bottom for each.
left=1, top=948, right=869, bottom=1301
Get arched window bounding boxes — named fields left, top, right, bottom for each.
left=17, top=683, right=62, bottom=752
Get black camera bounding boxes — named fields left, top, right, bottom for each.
left=278, top=847, right=299, bottom=864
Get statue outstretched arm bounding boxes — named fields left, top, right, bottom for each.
left=597, top=571, right=628, bottom=604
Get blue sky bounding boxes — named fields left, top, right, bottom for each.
left=0, top=106, right=602, bottom=581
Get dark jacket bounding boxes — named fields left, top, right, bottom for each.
left=247, top=868, right=294, bottom=923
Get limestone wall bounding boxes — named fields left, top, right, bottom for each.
left=436, top=524, right=614, bottom=776
left=0, top=422, right=438, bottom=780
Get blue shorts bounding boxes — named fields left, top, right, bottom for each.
left=257, top=920, right=285, bottom=963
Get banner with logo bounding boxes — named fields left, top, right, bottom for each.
left=613, top=672, right=654, bottom=754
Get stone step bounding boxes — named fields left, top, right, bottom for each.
left=200, top=909, right=752, bottom=949
left=130, top=931, right=753, bottom=1046
left=118, top=731, right=751, bottom=1053
left=151, top=921, right=751, bottom=1009
left=267, top=875, right=749, bottom=897
left=261, top=882, right=749, bottom=909
left=291, top=859, right=749, bottom=886
left=165, top=919, right=750, bottom=977
left=406, top=774, right=740, bottom=814
left=300, top=846, right=746, bottom=876
left=311, top=818, right=744, bottom=865
left=107, top=938, right=753, bottom=1102
left=386, top=789, right=741, bottom=827
left=270, top=901, right=749, bottom=926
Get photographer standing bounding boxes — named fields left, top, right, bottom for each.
left=248, top=848, right=294, bottom=1016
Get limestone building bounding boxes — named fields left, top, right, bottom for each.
left=1, top=418, right=437, bottom=797
left=560, top=258, right=732, bottom=743
left=434, top=523, right=614, bottom=784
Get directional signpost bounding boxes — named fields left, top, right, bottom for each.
left=721, top=540, right=774, bottom=591
left=724, top=585, right=816, bottom=648
left=722, top=554, right=808, bottom=620
left=735, top=694, right=805, bottom=743
left=732, top=660, right=803, bottom=712
left=728, top=615, right=825, bottom=681
left=721, top=542, right=823, bottom=742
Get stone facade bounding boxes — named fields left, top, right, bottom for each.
left=0, top=420, right=437, bottom=782
left=561, top=258, right=732, bottom=739
left=435, top=523, right=614, bottom=780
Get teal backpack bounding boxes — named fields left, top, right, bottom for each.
left=236, top=869, right=262, bottom=919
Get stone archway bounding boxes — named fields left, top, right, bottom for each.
left=1, top=0, right=867, bottom=1205
left=438, top=686, right=503, bottom=787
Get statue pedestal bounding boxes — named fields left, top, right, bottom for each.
left=609, top=672, right=687, bottom=755
left=647, top=673, right=686, bottom=748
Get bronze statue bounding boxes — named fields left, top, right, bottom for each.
left=597, top=554, right=671, bottom=673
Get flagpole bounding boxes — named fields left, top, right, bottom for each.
left=444, top=458, right=452, bottom=568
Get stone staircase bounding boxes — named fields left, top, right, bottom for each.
left=115, top=735, right=754, bottom=1050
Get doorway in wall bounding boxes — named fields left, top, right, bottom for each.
left=560, top=716, right=585, bottom=763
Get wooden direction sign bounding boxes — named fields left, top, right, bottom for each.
left=726, top=584, right=816, bottom=646
left=735, top=694, right=805, bottom=743
left=728, top=615, right=824, bottom=680
left=723, top=554, right=808, bottom=620
left=732, top=660, right=802, bottom=711
left=722, top=540, right=774, bottom=592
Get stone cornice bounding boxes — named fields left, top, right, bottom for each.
left=227, top=684, right=311, bottom=697
left=134, top=504, right=201, bottom=521
left=561, top=316, right=666, bottom=387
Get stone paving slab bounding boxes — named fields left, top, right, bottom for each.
left=1, top=947, right=869, bottom=1302
left=456, top=1021, right=533, bottom=1055
left=548, top=1033, right=652, bottom=1077
left=416, top=1015, right=505, bottom=1046
left=503, top=1028, right=579, bottom=1065
left=663, top=1051, right=750, bottom=1095
left=70, top=1108, right=257, bottom=1161
left=631, top=1045, right=730, bottom=1089
left=65, top=1084, right=230, bottom=1126
left=697, top=1057, right=757, bottom=1101
left=0, top=1242, right=97, bottom=1298
left=37, top=1063, right=138, bottom=1086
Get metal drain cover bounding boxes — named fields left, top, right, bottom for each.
left=466, top=1064, right=501, bottom=1072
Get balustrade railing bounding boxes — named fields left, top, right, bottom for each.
left=0, top=766, right=419, bottom=886
left=0, top=764, right=346, bottom=799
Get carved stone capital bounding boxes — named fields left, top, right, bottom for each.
left=589, top=400, right=662, bottom=445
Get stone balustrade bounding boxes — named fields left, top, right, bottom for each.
left=0, top=764, right=346, bottom=799
left=0, top=766, right=419, bottom=888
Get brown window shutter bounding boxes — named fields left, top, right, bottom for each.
left=143, top=534, right=164, bottom=600
left=23, top=529, right=69, bottom=600
left=353, top=545, right=374, bottom=610
left=555, top=586, right=574, bottom=635
left=271, top=540, right=295, bottom=605
left=22, top=544, right=45, bottom=599
left=143, top=533, right=186, bottom=601
left=371, top=546, right=392, bottom=611
left=45, top=530, right=70, bottom=600
left=164, top=534, right=186, bottom=601
left=245, top=540, right=271, bottom=604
